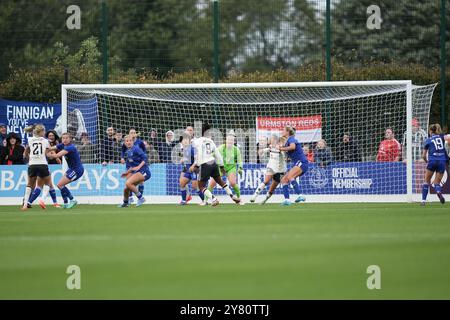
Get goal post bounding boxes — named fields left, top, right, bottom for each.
left=61, top=81, right=436, bottom=204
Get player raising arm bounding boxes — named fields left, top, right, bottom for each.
left=118, top=135, right=151, bottom=207
left=277, top=126, right=308, bottom=206
left=251, top=134, right=287, bottom=204
left=48, top=133, right=84, bottom=209
left=421, top=124, right=450, bottom=205
left=190, top=123, right=240, bottom=206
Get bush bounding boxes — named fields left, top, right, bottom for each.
left=0, top=62, right=448, bottom=125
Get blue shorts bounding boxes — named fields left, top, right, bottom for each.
left=292, top=160, right=309, bottom=175
left=133, top=168, right=151, bottom=182
left=66, top=167, right=84, bottom=182
left=183, top=171, right=197, bottom=181
left=427, top=160, right=446, bottom=173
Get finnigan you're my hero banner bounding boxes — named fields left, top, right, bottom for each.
left=0, top=99, right=62, bottom=144
left=256, top=115, right=322, bottom=143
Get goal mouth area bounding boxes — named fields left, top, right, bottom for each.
left=54, top=80, right=439, bottom=204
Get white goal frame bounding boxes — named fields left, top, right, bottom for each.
left=61, top=80, right=414, bottom=204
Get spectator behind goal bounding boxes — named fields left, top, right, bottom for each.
left=337, top=133, right=361, bottom=162
left=77, top=132, right=95, bottom=163
left=402, top=118, right=427, bottom=161
left=377, top=128, right=401, bottom=162
left=101, top=126, right=116, bottom=165
left=144, top=140, right=160, bottom=164
left=158, top=130, right=176, bottom=163
left=314, top=139, right=333, bottom=167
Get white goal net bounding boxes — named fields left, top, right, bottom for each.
left=61, top=81, right=436, bottom=203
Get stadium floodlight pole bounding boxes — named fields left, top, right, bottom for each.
left=406, top=80, right=413, bottom=202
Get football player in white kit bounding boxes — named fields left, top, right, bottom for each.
left=22, top=124, right=58, bottom=210
left=250, top=134, right=287, bottom=204
left=189, top=123, right=241, bottom=206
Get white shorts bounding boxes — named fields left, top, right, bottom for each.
left=265, top=167, right=285, bottom=176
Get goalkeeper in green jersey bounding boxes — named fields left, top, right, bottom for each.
left=208, top=130, right=243, bottom=199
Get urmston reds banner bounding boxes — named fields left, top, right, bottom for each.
left=256, top=115, right=322, bottom=142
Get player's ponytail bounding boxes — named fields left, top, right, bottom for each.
left=24, top=124, right=45, bottom=137
left=285, top=126, right=295, bottom=136
left=24, top=124, right=36, bottom=134
left=429, top=123, right=442, bottom=135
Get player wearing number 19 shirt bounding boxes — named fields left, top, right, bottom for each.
left=421, top=123, right=450, bottom=205
left=190, top=123, right=241, bottom=206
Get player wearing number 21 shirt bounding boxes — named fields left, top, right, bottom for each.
left=22, top=124, right=54, bottom=210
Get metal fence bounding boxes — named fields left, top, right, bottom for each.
left=0, top=0, right=448, bottom=126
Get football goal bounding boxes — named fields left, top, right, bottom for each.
left=61, top=81, right=436, bottom=203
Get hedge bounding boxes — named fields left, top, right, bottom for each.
left=0, top=62, right=448, bottom=126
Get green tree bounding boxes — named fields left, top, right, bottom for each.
left=332, top=0, right=450, bottom=67
left=0, top=0, right=100, bottom=80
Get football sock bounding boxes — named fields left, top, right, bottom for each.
left=42, top=185, right=49, bottom=200
left=434, top=184, right=442, bottom=194
left=422, top=183, right=429, bottom=201
left=255, top=182, right=266, bottom=195
left=290, top=180, right=301, bottom=195
left=233, top=185, right=241, bottom=198
left=202, top=188, right=215, bottom=200
left=198, top=190, right=205, bottom=201
left=180, top=186, right=187, bottom=201
left=222, top=184, right=234, bottom=198
left=59, top=186, right=68, bottom=204
left=282, top=184, right=290, bottom=200
left=28, top=187, right=42, bottom=204
left=49, top=188, right=57, bottom=203
left=59, top=186, right=73, bottom=203
left=23, top=187, right=32, bottom=205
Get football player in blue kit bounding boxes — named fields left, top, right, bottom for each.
left=421, top=123, right=450, bottom=205
left=121, top=128, right=146, bottom=203
left=48, top=132, right=84, bottom=209
left=118, top=135, right=151, bottom=207
left=278, top=126, right=309, bottom=206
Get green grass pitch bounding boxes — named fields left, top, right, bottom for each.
left=0, top=203, right=449, bottom=299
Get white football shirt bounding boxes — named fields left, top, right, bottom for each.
left=27, top=136, right=49, bottom=165
left=264, top=147, right=287, bottom=173
left=193, top=137, right=223, bottom=166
